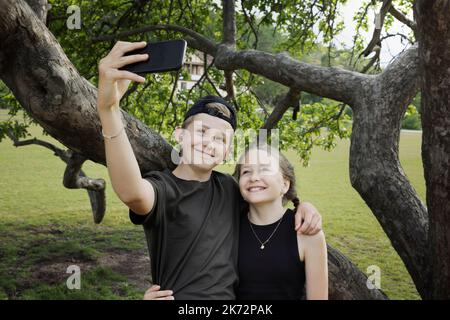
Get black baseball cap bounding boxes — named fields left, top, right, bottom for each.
left=184, top=95, right=237, bottom=130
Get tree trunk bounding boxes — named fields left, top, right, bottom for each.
left=415, top=0, right=450, bottom=299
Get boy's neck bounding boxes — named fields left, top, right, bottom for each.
left=172, top=163, right=212, bottom=182
left=248, top=201, right=286, bottom=225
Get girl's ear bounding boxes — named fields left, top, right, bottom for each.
left=282, top=179, right=290, bottom=195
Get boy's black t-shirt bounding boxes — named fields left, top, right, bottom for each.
left=129, top=168, right=241, bottom=300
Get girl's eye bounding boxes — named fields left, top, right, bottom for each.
left=241, top=170, right=250, bottom=175
left=215, top=136, right=225, bottom=142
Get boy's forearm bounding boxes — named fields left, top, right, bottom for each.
left=97, top=105, right=144, bottom=204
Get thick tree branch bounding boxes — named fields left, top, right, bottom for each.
left=0, top=0, right=175, bottom=175
left=25, top=0, right=48, bottom=23
left=350, top=45, right=429, bottom=298
left=222, top=0, right=236, bottom=47
left=327, top=245, right=388, bottom=300
left=378, top=44, right=419, bottom=107
left=215, top=45, right=366, bottom=106
left=92, top=24, right=218, bottom=56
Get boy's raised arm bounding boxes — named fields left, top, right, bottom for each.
left=97, top=41, right=155, bottom=215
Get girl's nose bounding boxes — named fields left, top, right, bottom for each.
left=250, top=171, right=261, bottom=181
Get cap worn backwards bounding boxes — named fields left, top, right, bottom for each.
left=184, top=95, right=237, bottom=130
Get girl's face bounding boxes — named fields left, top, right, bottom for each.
left=238, top=148, right=290, bottom=206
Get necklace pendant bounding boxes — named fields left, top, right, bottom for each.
left=260, top=244, right=265, bottom=250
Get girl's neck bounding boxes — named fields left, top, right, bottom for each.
left=172, top=163, right=212, bottom=182
left=248, top=201, right=286, bottom=225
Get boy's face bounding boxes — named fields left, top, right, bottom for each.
left=178, top=113, right=234, bottom=171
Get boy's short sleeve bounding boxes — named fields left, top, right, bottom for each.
left=128, top=171, right=166, bottom=228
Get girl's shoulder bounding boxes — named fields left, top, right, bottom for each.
left=297, top=230, right=326, bottom=244
left=297, top=230, right=326, bottom=258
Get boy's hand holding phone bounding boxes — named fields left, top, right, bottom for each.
left=97, top=39, right=186, bottom=112
left=97, top=41, right=148, bottom=111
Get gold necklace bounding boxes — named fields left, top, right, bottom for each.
left=247, top=213, right=284, bottom=250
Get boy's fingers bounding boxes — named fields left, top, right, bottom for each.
left=294, top=212, right=304, bottom=231
left=157, top=290, right=174, bottom=297
left=308, top=216, right=321, bottom=235
left=155, top=296, right=174, bottom=300
left=144, top=290, right=173, bottom=300
left=116, top=54, right=149, bottom=68
left=114, top=70, right=145, bottom=83
left=299, top=214, right=312, bottom=234
left=116, top=41, right=147, bottom=56
left=145, top=285, right=161, bottom=294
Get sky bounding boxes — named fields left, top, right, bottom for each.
left=334, top=0, right=414, bottom=67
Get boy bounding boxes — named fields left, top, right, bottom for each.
left=97, top=41, right=322, bottom=299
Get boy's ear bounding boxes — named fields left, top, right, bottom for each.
left=174, top=127, right=184, bottom=144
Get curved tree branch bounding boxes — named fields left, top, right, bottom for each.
left=350, top=44, right=429, bottom=298
left=92, top=24, right=217, bottom=56
left=361, top=0, right=393, bottom=58
left=0, top=0, right=175, bottom=176
left=6, top=128, right=106, bottom=224
left=214, top=46, right=366, bottom=106
left=389, top=5, right=417, bottom=35
left=262, top=88, right=300, bottom=130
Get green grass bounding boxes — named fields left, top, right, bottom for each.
left=0, top=110, right=424, bottom=299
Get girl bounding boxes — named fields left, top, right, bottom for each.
left=144, top=144, right=328, bottom=300
left=233, top=144, right=328, bottom=300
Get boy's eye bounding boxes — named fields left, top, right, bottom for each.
left=241, top=170, right=250, bottom=175
left=214, top=136, right=225, bottom=142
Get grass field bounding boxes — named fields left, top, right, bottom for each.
left=0, top=110, right=424, bottom=299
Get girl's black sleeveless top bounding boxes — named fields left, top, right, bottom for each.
left=237, top=209, right=305, bottom=300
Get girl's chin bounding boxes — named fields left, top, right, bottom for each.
left=244, top=195, right=275, bottom=205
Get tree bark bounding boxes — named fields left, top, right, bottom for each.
left=0, top=0, right=174, bottom=175
left=415, top=0, right=450, bottom=299
left=327, top=246, right=388, bottom=299
left=349, top=45, right=430, bottom=298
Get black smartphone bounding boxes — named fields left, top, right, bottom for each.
left=120, top=39, right=187, bottom=75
